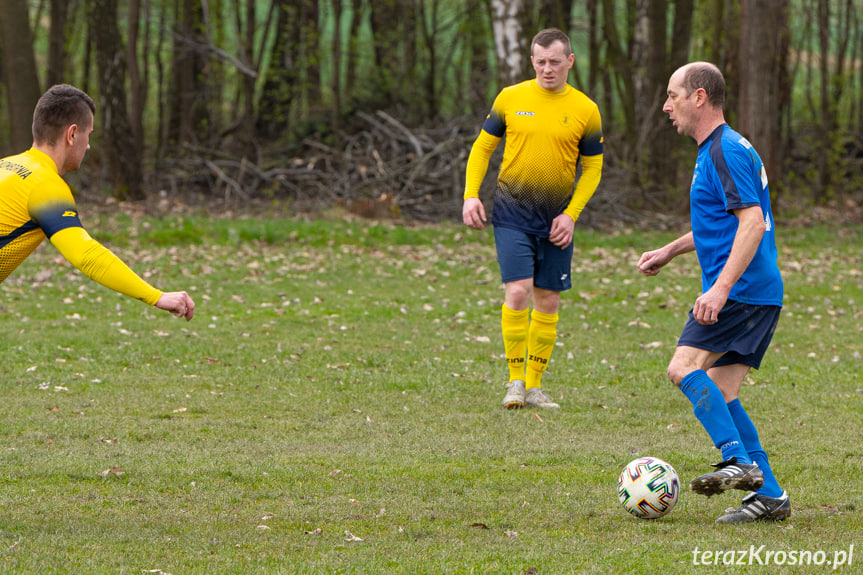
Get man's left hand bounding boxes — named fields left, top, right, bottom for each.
left=549, top=213, right=575, bottom=249
left=692, top=285, right=729, bottom=325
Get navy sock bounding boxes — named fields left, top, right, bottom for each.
left=727, top=398, right=783, bottom=498
left=679, top=370, right=751, bottom=464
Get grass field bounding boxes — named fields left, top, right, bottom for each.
left=0, top=213, right=860, bottom=573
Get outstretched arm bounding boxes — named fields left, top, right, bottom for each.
left=637, top=232, right=695, bottom=276
left=49, top=226, right=195, bottom=320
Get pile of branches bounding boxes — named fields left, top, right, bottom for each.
left=155, top=111, right=482, bottom=222
left=151, top=111, right=658, bottom=228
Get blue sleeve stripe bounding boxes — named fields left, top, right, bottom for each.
left=708, top=134, right=741, bottom=211
left=482, top=111, right=506, bottom=138
left=579, top=134, right=604, bottom=156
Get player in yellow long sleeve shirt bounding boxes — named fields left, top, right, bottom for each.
left=0, top=84, right=195, bottom=320
left=463, top=28, right=603, bottom=409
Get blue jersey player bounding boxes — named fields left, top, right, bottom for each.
left=637, top=62, right=790, bottom=524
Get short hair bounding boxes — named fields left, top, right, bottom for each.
left=681, top=62, right=726, bottom=108
left=32, top=84, right=96, bottom=146
left=531, top=28, right=572, bottom=56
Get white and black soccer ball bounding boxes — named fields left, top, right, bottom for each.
left=617, top=456, right=680, bottom=519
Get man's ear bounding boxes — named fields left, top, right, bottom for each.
left=65, top=124, right=78, bottom=146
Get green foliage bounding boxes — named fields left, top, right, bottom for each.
left=0, top=216, right=860, bottom=573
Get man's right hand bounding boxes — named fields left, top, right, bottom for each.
left=156, top=291, right=196, bottom=321
left=462, top=197, right=487, bottom=230
left=637, top=248, right=671, bottom=276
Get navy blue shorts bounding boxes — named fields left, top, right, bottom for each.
left=677, top=300, right=781, bottom=369
left=493, top=226, right=573, bottom=291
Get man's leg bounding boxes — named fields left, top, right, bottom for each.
left=501, top=279, right=533, bottom=408
left=669, top=346, right=764, bottom=496
left=515, top=288, right=560, bottom=408
left=710, top=364, right=783, bottom=498
left=669, top=346, right=751, bottom=463
left=525, top=288, right=560, bottom=390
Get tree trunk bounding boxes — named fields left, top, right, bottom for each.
left=168, top=0, right=209, bottom=147
left=47, top=0, right=69, bottom=86
left=0, top=0, right=42, bottom=152
left=127, top=0, right=144, bottom=148
left=369, top=0, right=408, bottom=110
left=345, top=0, right=364, bottom=97
left=815, top=0, right=831, bottom=201
left=587, top=0, right=599, bottom=94
left=302, top=0, right=321, bottom=115
left=90, top=0, right=144, bottom=201
left=234, top=0, right=257, bottom=158
left=490, top=0, right=526, bottom=87
left=257, top=0, right=300, bottom=141
left=738, top=0, right=789, bottom=198
left=600, top=0, right=636, bottom=146
left=331, top=0, right=343, bottom=151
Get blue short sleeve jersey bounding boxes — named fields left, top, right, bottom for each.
left=691, top=125, right=783, bottom=306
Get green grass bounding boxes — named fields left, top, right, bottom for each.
left=0, top=216, right=860, bottom=573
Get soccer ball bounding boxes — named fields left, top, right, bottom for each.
left=617, top=456, right=680, bottom=519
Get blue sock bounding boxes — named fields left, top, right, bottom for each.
left=727, top=398, right=783, bottom=498
left=679, top=370, right=751, bottom=464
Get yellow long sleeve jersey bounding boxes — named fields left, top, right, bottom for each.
left=465, top=80, right=603, bottom=235
left=0, top=148, right=161, bottom=305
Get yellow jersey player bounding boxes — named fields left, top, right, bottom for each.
left=463, top=28, right=603, bottom=409
left=0, top=84, right=195, bottom=320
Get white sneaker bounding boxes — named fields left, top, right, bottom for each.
left=524, top=387, right=560, bottom=408
left=502, top=380, right=526, bottom=409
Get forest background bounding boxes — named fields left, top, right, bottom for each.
left=0, top=0, right=861, bottom=227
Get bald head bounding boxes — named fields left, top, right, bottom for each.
left=675, top=62, right=726, bottom=109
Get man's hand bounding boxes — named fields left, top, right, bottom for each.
left=637, top=248, right=671, bottom=276
left=156, top=291, right=195, bottom=321
left=548, top=213, right=575, bottom=249
left=462, top=197, right=487, bottom=230
left=692, top=284, right=729, bottom=325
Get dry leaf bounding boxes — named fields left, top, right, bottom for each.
left=304, top=528, right=323, bottom=535
left=344, top=530, right=363, bottom=542
left=98, top=465, right=124, bottom=478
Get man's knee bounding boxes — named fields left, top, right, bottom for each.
left=666, top=359, right=693, bottom=387
left=505, top=280, right=533, bottom=308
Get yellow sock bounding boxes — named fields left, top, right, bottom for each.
left=501, top=304, right=529, bottom=382
left=525, top=309, right=558, bottom=390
